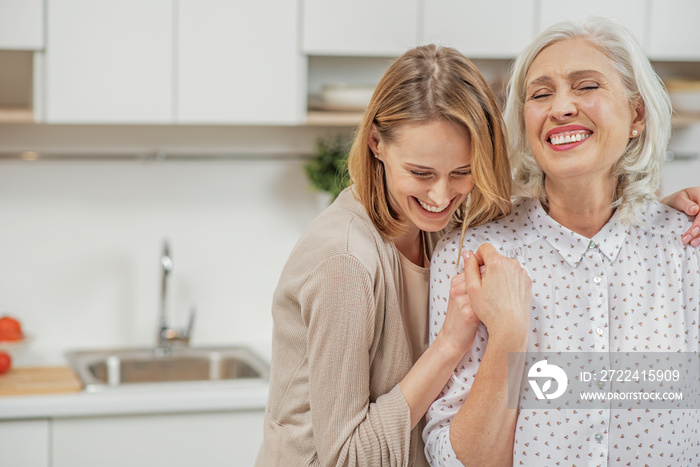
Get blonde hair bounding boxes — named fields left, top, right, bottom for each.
left=348, top=44, right=512, bottom=240
left=504, top=17, right=672, bottom=225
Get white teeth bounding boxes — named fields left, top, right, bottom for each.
left=417, top=198, right=448, bottom=213
left=550, top=132, right=590, bottom=146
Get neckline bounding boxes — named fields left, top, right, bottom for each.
left=396, top=231, right=430, bottom=270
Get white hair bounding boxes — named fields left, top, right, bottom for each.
left=503, top=17, right=673, bottom=225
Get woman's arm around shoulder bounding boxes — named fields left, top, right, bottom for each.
left=662, top=186, right=700, bottom=246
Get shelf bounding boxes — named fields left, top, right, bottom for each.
left=0, top=107, right=34, bottom=123
left=305, top=110, right=363, bottom=127
left=0, top=106, right=695, bottom=130
left=304, top=111, right=700, bottom=129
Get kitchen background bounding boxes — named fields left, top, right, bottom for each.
left=1, top=1, right=700, bottom=465
left=1, top=1, right=699, bottom=367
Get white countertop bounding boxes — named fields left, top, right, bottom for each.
left=0, top=381, right=269, bottom=420
left=0, top=342, right=271, bottom=420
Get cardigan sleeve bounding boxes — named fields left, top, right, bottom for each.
left=300, top=253, right=412, bottom=466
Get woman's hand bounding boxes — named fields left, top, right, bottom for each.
left=400, top=254, right=480, bottom=429
left=464, top=243, right=531, bottom=343
left=662, top=187, right=700, bottom=247
left=438, top=268, right=480, bottom=356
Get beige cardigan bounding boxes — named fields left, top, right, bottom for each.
left=256, top=187, right=441, bottom=466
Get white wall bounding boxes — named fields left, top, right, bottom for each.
left=0, top=125, right=342, bottom=364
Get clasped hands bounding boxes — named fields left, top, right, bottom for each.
left=440, top=243, right=532, bottom=356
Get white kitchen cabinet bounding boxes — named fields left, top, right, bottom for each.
left=0, top=419, right=50, bottom=467
left=45, top=0, right=173, bottom=124
left=0, top=0, right=43, bottom=50
left=538, top=1, right=647, bottom=48
left=177, top=0, right=306, bottom=125
left=303, top=0, right=419, bottom=56
left=52, top=410, right=264, bottom=467
left=422, top=0, right=536, bottom=58
left=648, top=0, right=700, bottom=60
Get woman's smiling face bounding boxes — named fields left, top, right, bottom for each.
left=372, top=118, right=474, bottom=234
left=523, top=38, right=645, bottom=185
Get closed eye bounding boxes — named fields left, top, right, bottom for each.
left=410, top=170, right=432, bottom=178
left=576, top=79, right=600, bottom=92
left=529, top=90, right=551, bottom=100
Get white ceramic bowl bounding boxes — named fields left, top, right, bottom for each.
left=320, top=83, right=375, bottom=111
left=0, top=335, right=32, bottom=358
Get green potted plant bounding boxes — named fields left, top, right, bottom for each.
left=304, top=135, right=352, bottom=203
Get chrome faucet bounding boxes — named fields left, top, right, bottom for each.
left=157, top=240, right=195, bottom=354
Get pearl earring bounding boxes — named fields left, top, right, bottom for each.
left=631, top=130, right=638, bottom=137
left=373, top=153, right=379, bottom=158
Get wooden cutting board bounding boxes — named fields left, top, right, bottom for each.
left=0, top=366, right=83, bottom=396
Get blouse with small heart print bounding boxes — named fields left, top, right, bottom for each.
left=423, top=198, right=699, bottom=466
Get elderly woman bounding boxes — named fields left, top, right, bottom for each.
left=424, top=18, right=700, bottom=466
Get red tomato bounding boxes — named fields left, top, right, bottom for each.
left=0, top=316, right=23, bottom=342
left=0, top=351, right=11, bottom=374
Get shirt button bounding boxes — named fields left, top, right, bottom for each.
left=593, top=276, right=602, bottom=285
left=588, top=240, right=597, bottom=249
left=594, top=433, right=603, bottom=443
left=597, top=380, right=606, bottom=389
left=596, top=327, right=604, bottom=336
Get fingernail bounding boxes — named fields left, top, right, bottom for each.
left=682, top=234, right=691, bottom=244
left=463, top=250, right=472, bottom=259
left=691, top=205, right=700, bottom=215
left=692, top=227, right=700, bottom=236
left=692, top=237, right=700, bottom=247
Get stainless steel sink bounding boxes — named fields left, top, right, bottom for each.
left=66, top=346, right=270, bottom=393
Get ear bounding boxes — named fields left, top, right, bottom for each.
left=368, top=124, right=382, bottom=158
left=630, top=95, right=646, bottom=137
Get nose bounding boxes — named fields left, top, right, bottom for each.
left=549, top=91, right=578, bottom=121
left=428, top=177, right=452, bottom=207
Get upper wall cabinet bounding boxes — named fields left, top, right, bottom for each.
left=177, top=0, right=305, bottom=125
left=538, top=1, right=647, bottom=49
left=422, top=0, right=536, bottom=58
left=303, top=0, right=419, bottom=56
left=44, top=0, right=305, bottom=125
left=45, top=0, right=173, bottom=124
left=648, top=0, right=700, bottom=60
left=0, top=0, right=44, bottom=50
